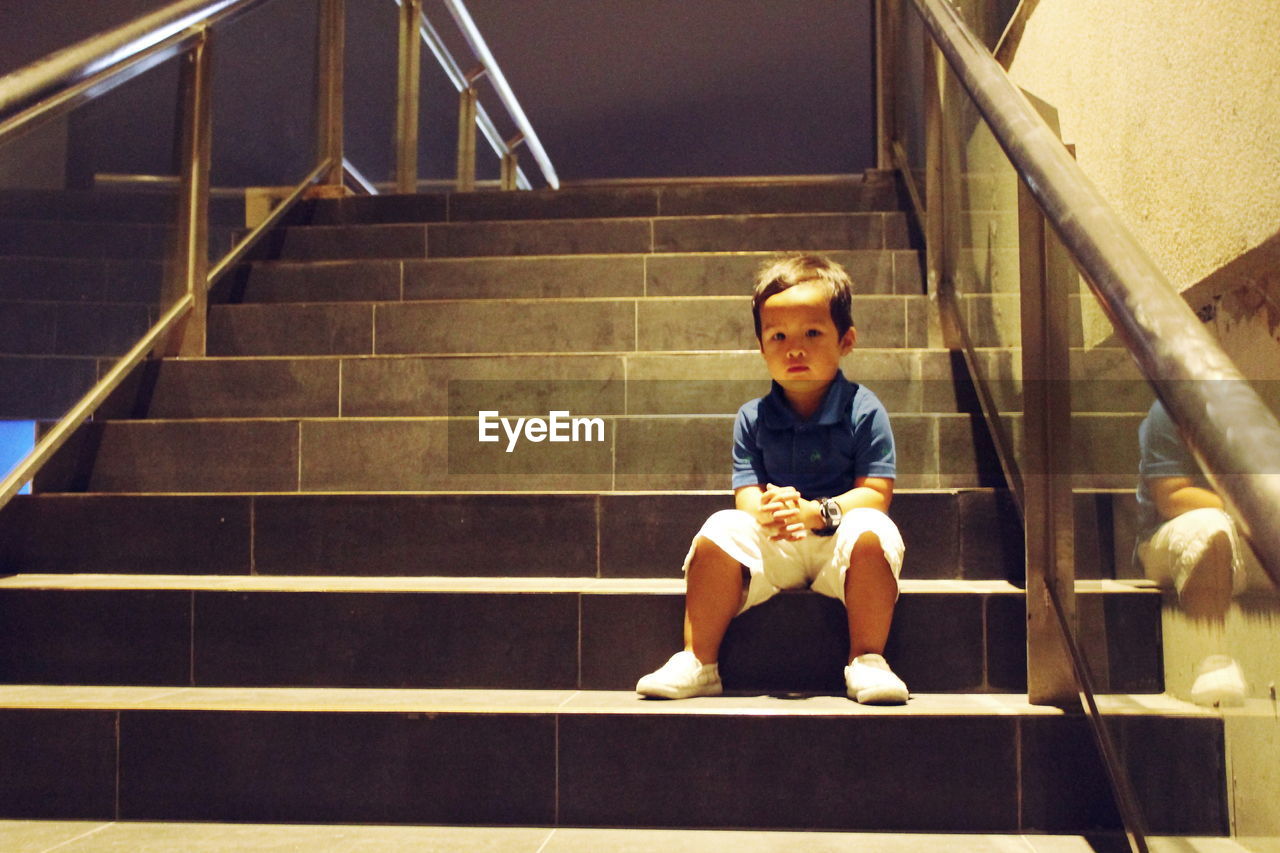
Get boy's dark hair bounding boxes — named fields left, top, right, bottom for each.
left=752, top=254, right=855, bottom=340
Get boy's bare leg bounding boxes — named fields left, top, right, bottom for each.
left=682, top=536, right=744, bottom=664
left=844, top=531, right=897, bottom=662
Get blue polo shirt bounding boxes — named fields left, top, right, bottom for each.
left=731, top=371, right=896, bottom=499
left=1136, top=399, right=1209, bottom=541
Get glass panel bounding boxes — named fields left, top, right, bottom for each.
left=0, top=52, right=182, bottom=491
left=1088, top=327, right=1280, bottom=846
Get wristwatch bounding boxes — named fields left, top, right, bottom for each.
left=815, top=497, right=843, bottom=536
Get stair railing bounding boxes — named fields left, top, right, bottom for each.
left=396, top=0, right=558, bottom=192
left=0, top=0, right=553, bottom=513
left=878, top=0, right=1280, bottom=849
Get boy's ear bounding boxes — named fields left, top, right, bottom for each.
left=840, top=326, right=857, bottom=354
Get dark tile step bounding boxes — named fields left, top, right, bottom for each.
left=0, top=686, right=1225, bottom=834
left=283, top=177, right=904, bottom=226
left=0, top=256, right=164, bottom=303
left=101, top=349, right=981, bottom=419
left=0, top=219, right=236, bottom=261
left=0, top=490, right=1049, bottom=582
left=29, top=412, right=1009, bottom=493
left=206, top=294, right=932, bottom=356
left=250, top=212, right=912, bottom=262
left=0, top=189, right=241, bottom=225
left=221, top=249, right=923, bottom=304
left=0, top=300, right=154, bottom=357
left=0, top=576, right=1161, bottom=695
left=0, top=355, right=99, bottom=419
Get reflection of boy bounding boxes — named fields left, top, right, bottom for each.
left=636, top=255, right=908, bottom=703
left=1136, top=398, right=1255, bottom=705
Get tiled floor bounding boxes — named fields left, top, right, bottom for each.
left=0, top=822, right=1259, bottom=853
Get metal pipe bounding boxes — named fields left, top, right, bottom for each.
left=316, top=0, right=346, bottom=187
left=0, top=0, right=261, bottom=124
left=909, top=0, right=1280, bottom=587
left=414, top=6, right=531, bottom=189
left=343, top=158, right=380, bottom=195
left=456, top=86, right=478, bottom=191
left=0, top=28, right=200, bottom=147
left=208, top=158, right=333, bottom=287
left=395, top=0, right=424, bottom=194
left=163, top=27, right=214, bottom=358
left=440, top=0, right=559, bottom=189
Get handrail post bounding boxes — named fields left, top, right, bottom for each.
left=316, top=0, right=345, bottom=188
left=875, top=0, right=896, bottom=170
left=1019, top=178, right=1077, bottom=706
left=395, top=0, right=424, bottom=193
left=456, top=84, right=478, bottom=191
left=500, top=132, right=523, bottom=191
left=163, top=28, right=213, bottom=358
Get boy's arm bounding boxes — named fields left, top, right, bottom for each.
left=1151, top=476, right=1222, bottom=519
left=753, top=477, right=894, bottom=539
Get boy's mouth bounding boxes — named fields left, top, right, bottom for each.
left=786, top=365, right=809, bottom=373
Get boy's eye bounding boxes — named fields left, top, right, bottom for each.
left=770, top=332, right=786, bottom=341
left=806, top=329, right=822, bottom=337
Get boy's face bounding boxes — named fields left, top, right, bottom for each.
left=757, top=282, right=855, bottom=393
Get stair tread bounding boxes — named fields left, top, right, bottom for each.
left=0, top=574, right=1154, bottom=595
left=0, top=683, right=1208, bottom=717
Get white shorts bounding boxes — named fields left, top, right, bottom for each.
left=682, top=508, right=905, bottom=613
left=1137, top=507, right=1262, bottom=595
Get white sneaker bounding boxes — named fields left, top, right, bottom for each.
left=1189, top=655, right=1246, bottom=708
left=636, top=651, right=722, bottom=699
left=845, top=653, right=909, bottom=704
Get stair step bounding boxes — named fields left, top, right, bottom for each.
left=0, top=685, right=1225, bottom=833
left=251, top=212, right=913, bottom=262
left=5, top=822, right=1237, bottom=853
left=0, top=188, right=242, bottom=224
left=0, top=490, right=1046, bottom=582
left=206, top=294, right=933, bottom=357
left=0, top=300, right=153, bottom=357
left=0, top=355, right=99, bottom=419
left=0, top=256, right=164, bottom=303
left=100, top=350, right=987, bottom=419
left=0, top=574, right=1160, bottom=694
left=0, top=219, right=236, bottom=261
left=223, top=249, right=923, bottom=304
left=30, top=412, right=1010, bottom=493
left=31, top=410, right=1145, bottom=493
left=284, top=177, right=904, bottom=226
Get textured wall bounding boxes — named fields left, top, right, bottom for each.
left=1007, top=0, right=1280, bottom=293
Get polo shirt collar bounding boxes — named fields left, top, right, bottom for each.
left=759, top=371, right=855, bottom=428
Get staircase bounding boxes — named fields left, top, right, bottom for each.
left=0, top=174, right=1227, bottom=835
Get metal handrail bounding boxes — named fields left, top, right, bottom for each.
left=0, top=0, right=262, bottom=139
left=909, top=0, right=1280, bottom=587
left=413, top=4, right=532, bottom=191
left=0, top=0, right=337, bottom=515
left=438, top=0, right=558, bottom=189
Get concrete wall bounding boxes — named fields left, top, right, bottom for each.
left=1006, top=0, right=1280, bottom=378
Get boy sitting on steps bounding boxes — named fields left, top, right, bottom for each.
left=636, top=254, right=909, bottom=704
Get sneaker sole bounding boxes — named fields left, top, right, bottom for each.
left=850, top=685, right=909, bottom=705
left=636, top=682, right=723, bottom=700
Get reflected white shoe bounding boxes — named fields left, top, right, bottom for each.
left=1190, top=655, right=1246, bottom=708
left=636, top=651, right=722, bottom=699
left=845, top=653, right=909, bottom=705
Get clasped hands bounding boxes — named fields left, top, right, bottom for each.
left=755, top=483, right=819, bottom=542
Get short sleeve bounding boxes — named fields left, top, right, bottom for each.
left=732, top=404, right=768, bottom=489
left=1139, top=401, right=1198, bottom=481
left=852, top=393, right=897, bottom=480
